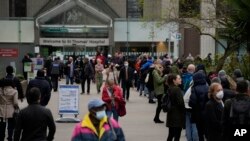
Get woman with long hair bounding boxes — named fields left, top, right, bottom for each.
left=204, top=83, right=224, bottom=141
left=0, top=78, right=19, bottom=141
left=152, top=64, right=167, bottom=123
left=166, top=74, right=185, bottom=141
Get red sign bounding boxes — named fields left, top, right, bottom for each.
left=0, top=48, right=18, bottom=57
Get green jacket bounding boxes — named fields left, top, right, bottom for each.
left=152, top=69, right=166, bottom=95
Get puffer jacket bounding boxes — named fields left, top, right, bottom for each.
left=71, top=114, right=125, bottom=141
left=189, top=71, right=209, bottom=123
left=0, top=86, right=18, bottom=119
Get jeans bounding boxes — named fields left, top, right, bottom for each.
left=106, top=106, right=119, bottom=122
left=185, top=111, right=199, bottom=141
left=66, top=75, right=74, bottom=85
left=0, top=118, right=15, bottom=141
left=148, top=90, right=155, bottom=100
left=139, top=81, right=145, bottom=95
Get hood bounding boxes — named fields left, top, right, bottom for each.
left=193, top=71, right=206, bottom=85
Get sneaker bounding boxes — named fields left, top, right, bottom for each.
left=81, top=92, right=85, bottom=94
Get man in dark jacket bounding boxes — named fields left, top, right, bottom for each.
left=22, top=54, right=32, bottom=80
left=5, top=65, right=24, bottom=101
left=51, top=57, right=60, bottom=92
left=222, top=80, right=250, bottom=141
left=119, top=61, right=134, bottom=101
left=26, top=70, right=51, bottom=106
left=64, top=56, right=75, bottom=85
left=14, top=87, right=56, bottom=141
left=189, top=70, right=209, bottom=141
left=80, top=58, right=94, bottom=94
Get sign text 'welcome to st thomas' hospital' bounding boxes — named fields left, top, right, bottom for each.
left=40, top=38, right=109, bottom=47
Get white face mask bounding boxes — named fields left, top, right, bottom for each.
left=216, top=90, right=224, bottom=99
left=95, top=110, right=106, bottom=120
left=124, top=63, right=128, bottom=67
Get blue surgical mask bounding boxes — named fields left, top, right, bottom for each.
left=124, top=63, right=128, bottom=67
left=95, top=110, right=106, bottom=120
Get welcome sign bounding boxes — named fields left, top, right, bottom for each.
left=40, top=38, right=109, bottom=46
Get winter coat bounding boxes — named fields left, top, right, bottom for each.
left=119, top=66, right=134, bottom=88
left=14, top=103, right=56, bottom=141
left=81, top=62, right=94, bottom=79
left=27, top=77, right=51, bottom=106
left=152, top=69, right=166, bottom=95
left=204, top=99, right=223, bottom=141
left=71, top=114, right=125, bottom=141
left=189, top=71, right=209, bottom=123
left=222, top=94, right=250, bottom=141
left=0, top=86, right=18, bottom=119
left=102, top=85, right=123, bottom=111
left=166, top=85, right=185, bottom=128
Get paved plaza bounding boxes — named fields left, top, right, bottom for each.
left=19, top=79, right=186, bottom=141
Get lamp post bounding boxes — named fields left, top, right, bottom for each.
left=151, top=42, right=154, bottom=57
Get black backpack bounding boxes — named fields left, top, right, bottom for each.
left=146, top=69, right=154, bottom=91
left=161, top=90, right=171, bottom=113
left=229, top=97, right=250, bottom=125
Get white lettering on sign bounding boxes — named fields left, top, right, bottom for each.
left=234, top=129, right=247, bottom=136
left=39, top=38, right=109, bottom=46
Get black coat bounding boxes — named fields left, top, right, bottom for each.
left=204, top=99, right=223, bottom=141
left=119, top=66, right=134, bottom=87
left=14, top=104, right=56, bottom=141
left=189, top=71, right=209, bottom=123
left=222, top=94, right=250, bottom=141
left=27, top=77, right=51, bottom=106
left=166, top=85, right=185, bottom=128
left=80, top=62, right=94, bottom=79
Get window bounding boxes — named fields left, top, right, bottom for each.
left=9, top=0, right=27, bottom=17
left=127, top=0, right=143, bottom=18
left=179, top=0, right=200, bottom=18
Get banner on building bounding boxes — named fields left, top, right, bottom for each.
left=40, top=38, right=109, bottom=46
left=0, top=48, right=18, bottom=57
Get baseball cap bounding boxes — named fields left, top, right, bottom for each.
left=88, top=99, right=106, bottom=110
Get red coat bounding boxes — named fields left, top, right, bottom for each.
left=102, top=85, right=123, bottom=110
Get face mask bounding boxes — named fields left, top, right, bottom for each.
left=95, top=110, right=106, bottom=120
left=124, top=63, right=128, bottom=67
left=216, top=90, right=224, bottom=99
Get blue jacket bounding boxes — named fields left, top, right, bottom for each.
left=140, top=59, right=153, bottom=71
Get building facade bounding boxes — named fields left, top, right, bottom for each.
left=0, top=0, right=226, bottom=74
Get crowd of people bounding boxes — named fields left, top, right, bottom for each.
left=0, top=51, right=250, bottom=141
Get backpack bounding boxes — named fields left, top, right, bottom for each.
left=229, top=98, right=250, bottom=125
left=146, top=69, right=154, bottom=91
left=161, top=90, right=171, bottom=113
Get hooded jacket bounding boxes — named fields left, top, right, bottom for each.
left=71, top=114, right=125, bottom=141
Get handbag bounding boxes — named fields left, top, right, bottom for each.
left=117, top=98, right=126, bottom=117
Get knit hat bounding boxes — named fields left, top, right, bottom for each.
left=218, top=70, right=226, bottom=78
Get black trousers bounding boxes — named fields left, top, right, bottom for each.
left=122, top=82, right=130, bottom=100
left=0, top=118, right=15, bottom=141
left=51, top=74, right=59, bottom=91
left=167, top=127, right=182, bottom=141
left=81, top=77, right=91, bottom=93
left=154, top=94, right=163, bottom=120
